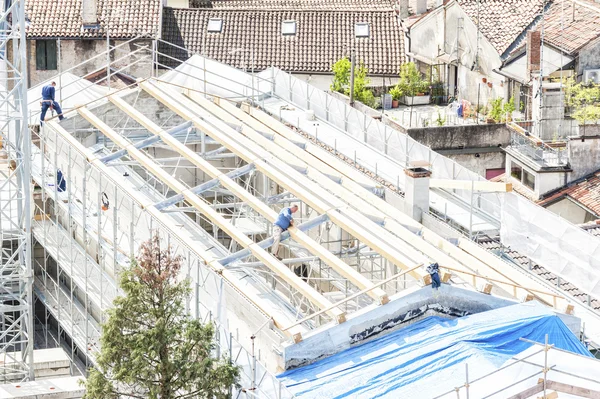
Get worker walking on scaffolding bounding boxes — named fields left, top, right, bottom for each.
left=40, top=82, right=66, bottom=125
left=271, top=204, right=298, bottom=261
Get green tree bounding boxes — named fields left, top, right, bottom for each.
left=84, top=234, right=239, bottom=399
left=330, top=57, right=376, bottom=107
left=331, top=57, right=351, bottom=93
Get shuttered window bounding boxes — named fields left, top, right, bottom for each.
left=36, top=40, right=57, bottom=70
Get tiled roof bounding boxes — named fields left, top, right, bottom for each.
left=159, top=7, right=404, bottom=74
left=479, top=238, right=600, bottom=311
left=190, top=0, right=396, bottom=10
left=26, top=0, right=161, bottom=39
left=531, top=0, right=600, bottom=54
left=538, top=170, right=600, bottom=216
left=455, top=0, right=545, bottom=56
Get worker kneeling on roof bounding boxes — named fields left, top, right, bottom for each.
left=271, top=204, right=298, bottom=261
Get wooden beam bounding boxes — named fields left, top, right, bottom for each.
left=76, top=106, right=346, bottom=324
left=505, top=382, right=543, bottom=399
left=109, top=95, right=389, bottom=305
left=141, top=81, right=428, bottom=283
left=547, top=380, right=600, bottom=398
left=46, top=120, right=307, bottom=337
left=429, top=179, right=512, bottom=192
left=237, top=103, right=568, bottom=309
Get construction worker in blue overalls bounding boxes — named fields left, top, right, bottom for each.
left=40, top=82, right=66, bottom=125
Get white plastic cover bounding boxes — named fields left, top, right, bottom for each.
left=501, top=192, right=600, bottom=298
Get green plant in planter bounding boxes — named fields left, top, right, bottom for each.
left=487, top=98, right=504, bottom=122
left=573, top=105, right=600, bottom=124
left=398, top=62, right=427, bottom=98
left=389, top=86, right=403, bottom=101
left=502, top=96, right=516, bottom=121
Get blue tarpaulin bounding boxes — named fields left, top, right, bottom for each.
left=278, top=303, right=591, bottom=399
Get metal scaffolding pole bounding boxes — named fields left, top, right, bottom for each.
left=0, top=0, right=34, bottom=381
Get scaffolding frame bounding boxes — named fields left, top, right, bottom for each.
left=0, top=0, right=34, bottom=382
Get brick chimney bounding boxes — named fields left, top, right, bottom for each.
left=527, top=31, right=541, bottom=74
left=82, top=0, right=98, bottom=26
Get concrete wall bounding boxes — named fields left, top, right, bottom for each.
left=578, top=39, right=600, bottom=79
left=445, top=151, right=505, bottom=178
left=405, top=123, right=509, bottom=178
left=27, top=39, right=154, bottom=87
left=568, top=135, right=600, bottom=181
left=407, top=123, right=510, bottom=150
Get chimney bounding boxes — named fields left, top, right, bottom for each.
left=526, top=31, right=541, bottom=74
left=399, top=0, right=409, bottom=19
left=416, top=0, right=428, bottom=14
left=82, top=0, right=98, bottom=26
left=403, top=162, right=431, bottom=223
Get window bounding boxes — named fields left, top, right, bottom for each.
left=523, top=169, right=535, bottom=190
left=207, top=18, right=223, bottom=33
left=282, top=20, right=296, bottom=35
left=355, top=22, right=369, bottom=38
left=510, top=165, right=522, bottom=181
left=36, top=40, right=57, bottom=70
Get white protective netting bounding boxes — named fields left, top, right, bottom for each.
left=501, top=193, right=600, bottom=298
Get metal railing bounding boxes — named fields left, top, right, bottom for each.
left=508, top=129, right=568, bottom=168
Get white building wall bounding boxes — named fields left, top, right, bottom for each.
left=545, top=198, right=596, bottom=224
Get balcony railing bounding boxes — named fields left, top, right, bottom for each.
left=507, top=122, right=568, bottom=168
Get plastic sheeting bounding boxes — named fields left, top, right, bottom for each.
left=278, top=303, right=591, bottom=399
left=160, top=54, right=271, bottom=101
left=501, top=192, right=600, bottom=297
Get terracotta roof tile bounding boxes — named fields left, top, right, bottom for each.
left=456, top=0, right=545, bottom=56
left=26, top=0, right=161, bottom=39
left=159, top=7, right=405, bottom=74
left=532, top=0, right=600, bottom=54
left=190, top=0, right=396, bottom=10
left=538, top=170, right=600, bottom=216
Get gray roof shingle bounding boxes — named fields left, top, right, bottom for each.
left=26, top=0, right=161, bottom=39
left=159, top=7, right=405, bottom=75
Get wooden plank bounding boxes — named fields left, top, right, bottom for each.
left=429, top=178, right=513, bottom=192
left=76, top=106, right=346, bottom=323
left=141, top=81, right=428, bottom=282
left=240, top=104, right=568, bottom=309
left=46, top=120, right=305, bottom=336
left=505, top=382, right=544, bottom=399
left=547, top=380, right=600, bottom=398
left=109, top=94, right=389, bottom=304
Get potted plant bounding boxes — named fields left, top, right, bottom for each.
left=389, top=86, right=402, bottom=108
left=398, top=62, right=431, bottom=105
left=487, top=98, right=503, bottom=123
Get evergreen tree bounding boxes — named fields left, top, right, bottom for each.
left=84, top=234, right=239, bottom=399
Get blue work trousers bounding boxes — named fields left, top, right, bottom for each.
left=40, top=101, right=64, bottom=123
